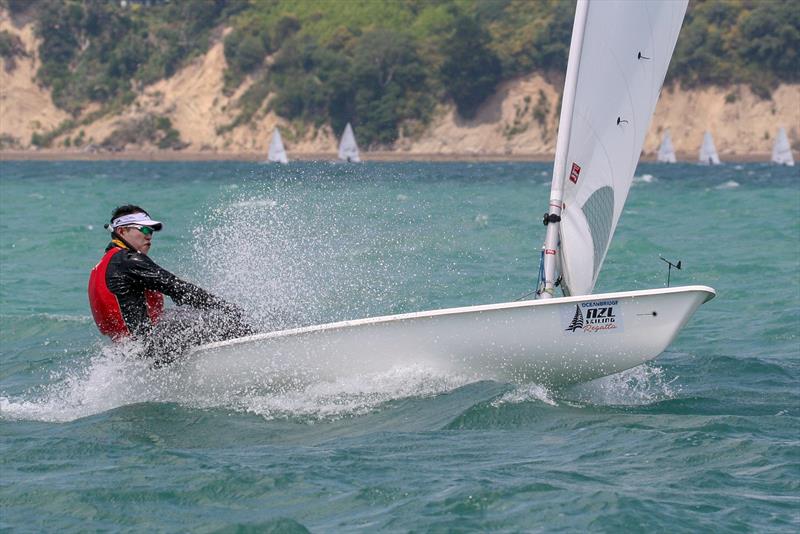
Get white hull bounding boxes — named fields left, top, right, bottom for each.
left=183, top=286, right=715, bottom=388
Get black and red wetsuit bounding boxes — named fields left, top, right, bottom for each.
left=88, top=240, right=240, bottom=340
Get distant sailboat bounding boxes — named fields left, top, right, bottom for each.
left=267, top=128, right=288, bottom=164
left=771, top=127, right=794, bottom=166
left=338, top=123, right=360, bottom=163
left=657, top=130, right=677, bottom=163
left=698, top=131, right=721, bottom=165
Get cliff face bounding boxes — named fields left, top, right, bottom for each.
left=402, top=76, right=800, bottom=159
left=1, top=15, right=798, bottom=158
left=0, top=16, right=69, bottom=148
left=648, top=83, right=799, bottom=159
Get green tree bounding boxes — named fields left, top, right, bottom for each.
left=439, top=13, right=501, bottom=119
left=235, top=34, right=266, bottom=72
left=738, top=1, right=800, bottom=82
left=348, top=30, right=431, bottom=145
left=272, top=14, right=301, bottom=47
left=269, top=35, right=332, bottom=123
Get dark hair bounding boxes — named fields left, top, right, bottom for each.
left=110, top=204, right=149, bottom=223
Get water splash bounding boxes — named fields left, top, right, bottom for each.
left=235, top=366, right=469, bottom=421
left=564, top=363, right=679, bottom=406
left=715, top=180, right=740, bottom=189
left=187, top=182, right=420, bottom=332
left=474, top=214, right=489, bottom=227
left=0, top=343, right=154, bottom=423
left=0, top=344, right=469, bottom=423
left=490, top=382, right=558, bottom=407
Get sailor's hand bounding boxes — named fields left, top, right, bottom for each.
left=221, top=302, right=246, bottom=321
left=220, top=303, right=256, bottom=335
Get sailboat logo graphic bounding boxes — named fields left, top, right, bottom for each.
left=565, top=305, right=584, bottom=332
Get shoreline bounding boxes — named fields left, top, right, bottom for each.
left=0, top=150, right=552, bottom=162
left=0, top=149, right=774, bottom=163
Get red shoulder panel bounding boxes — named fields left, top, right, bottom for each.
left=88, top=248, right=129, bottom=340
left=145, top=290, right=164, bottom=324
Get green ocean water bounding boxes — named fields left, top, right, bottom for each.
left=1, top=160, right=798, bottom=532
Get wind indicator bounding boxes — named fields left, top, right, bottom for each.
left=659, top=256, right=682, bottom=287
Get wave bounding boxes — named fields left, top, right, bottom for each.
left=1, top=342, right=682, bottom=426
left=232, top=365, right=469, bottom=421
left=491, top=382, right=558, bottom=407
left=0, top=313, right=93, bottom=324
left=0, top=343, right=472, bottom=423
left=633, top=174, right=656, bottom=184
left=0, top=313, right=95, bottom=347
left=564, top=364, right=679, bottom=406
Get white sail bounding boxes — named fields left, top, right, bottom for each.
left=338, top=123, right=360, bottom=162
left=657, top=130, right=677, bottom=163
left=772, top=127, right=794, bottom=166
left=698, top=131, right=720, bottom=165
left=268, top=128, right=288, bottom=164
left=546, top=0, right=688, bottom=297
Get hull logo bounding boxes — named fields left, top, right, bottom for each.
left=562, top=299, right=623, bottom=334
left=565, top=305, right=584, bottom=331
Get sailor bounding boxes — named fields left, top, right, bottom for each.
left=88, top=205, right=253, bottom=361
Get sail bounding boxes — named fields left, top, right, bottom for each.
left=772, top=127, right=795, bottom=166
left=698, top=131, right=720, bottom=165
left=553, top=0, right=688, bottom=297
left=338, top=123, right=360, bottom=162
left=657, top=130, right=677, bottom=163
left=268, top=128, right=288, bottom=164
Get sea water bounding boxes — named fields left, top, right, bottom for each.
left=1, top=161, right=798, bottom=532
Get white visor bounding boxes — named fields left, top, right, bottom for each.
left=110, top=212, right=163, bottom=231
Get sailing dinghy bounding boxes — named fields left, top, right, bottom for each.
left=267, top=128, right=289, bottom=164
left=698, top=131, right=721, bottom=165
left=184, top=0, right=714, bottom=389
left=338, top=123, right=361, bottom=163
left=771, top=127, right=794, bottom=166
left=657, top=130, right=677, bottom=163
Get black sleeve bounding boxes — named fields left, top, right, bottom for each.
left=125, top=253, right=237, bottom=313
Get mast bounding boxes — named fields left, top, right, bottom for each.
left=538, top=0, right=589, bottom=299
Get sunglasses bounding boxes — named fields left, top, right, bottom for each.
left=127, top=225, right=156, bottom=236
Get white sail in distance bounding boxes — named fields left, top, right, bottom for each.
left=551, top=0, right=688, bottom=297
left=268, top=128, right=288, bottom=164
left=698, top=131, right=721, bottom=165
left=657, top=130, right=677, bottom=163
left=338, top=123, right=360, bottom=162
left=772, top=127, right=794, bottom=166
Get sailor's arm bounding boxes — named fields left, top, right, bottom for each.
left=126, top=253, right=247, bottom=319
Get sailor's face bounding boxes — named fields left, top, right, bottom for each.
left=118, top=225, right=153, bottom=254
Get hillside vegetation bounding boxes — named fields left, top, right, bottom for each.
left=3, top=0, right=798, bottom=149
